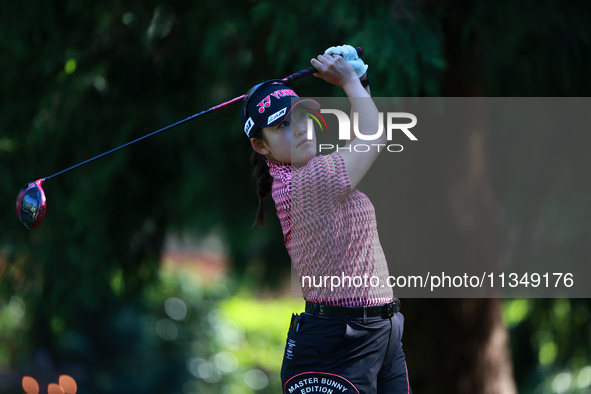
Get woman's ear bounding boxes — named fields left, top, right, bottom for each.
left=250, top=137, right=270, bottom=156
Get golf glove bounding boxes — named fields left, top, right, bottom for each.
left=324, top=44, right=368, bottom=78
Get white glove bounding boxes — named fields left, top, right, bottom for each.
left=324, top=44, right=368, bottom=78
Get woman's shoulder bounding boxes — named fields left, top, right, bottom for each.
left=268, top=153, right=347, bottom=182
left=300, top=153, right=345, bottom=176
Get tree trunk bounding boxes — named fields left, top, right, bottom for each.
left=400, top=6, right=517, bottom=392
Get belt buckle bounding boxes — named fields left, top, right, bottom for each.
left=385, top=302, right=393, bottom=317
left=385, top=300, right=399, bottom=317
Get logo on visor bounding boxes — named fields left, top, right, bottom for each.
left=257, top=96, right=272, bottom=114
left=244, top=117, right=255, bottom=135
left=268, top=108, right=287, bottom=125
left=256, top=89, right=298, bottom=114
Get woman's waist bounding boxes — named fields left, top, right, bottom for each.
left=304, top=298, right=401, bottom=318
left=304, top=296, right=394, bottom=308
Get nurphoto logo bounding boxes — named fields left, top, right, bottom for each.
left=307, top=109, right=417, bottom=153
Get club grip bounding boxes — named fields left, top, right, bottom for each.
left=284, top=67, right=317, bottom=83
left=283, top=46, right=365, bottom=83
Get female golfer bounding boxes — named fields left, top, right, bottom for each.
left=241, top=45, right=411, bottom=393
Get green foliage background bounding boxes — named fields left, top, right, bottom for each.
left=1, top=0, right=590, bottom=393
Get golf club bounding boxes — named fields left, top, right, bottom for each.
left=16, top=47, right=365, bottom=230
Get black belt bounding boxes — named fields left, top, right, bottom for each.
left=305, top=299, right=400, bottom=318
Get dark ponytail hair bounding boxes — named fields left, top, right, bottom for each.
left=250, top=132, right=273, bottom=227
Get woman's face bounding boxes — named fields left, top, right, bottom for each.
left=252, top=105, right=317, bottom=164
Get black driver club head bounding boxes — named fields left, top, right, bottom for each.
left=16, top=179, right=47, bottom=230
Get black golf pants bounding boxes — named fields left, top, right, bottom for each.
left=281, top=312, right=411, bottom=394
